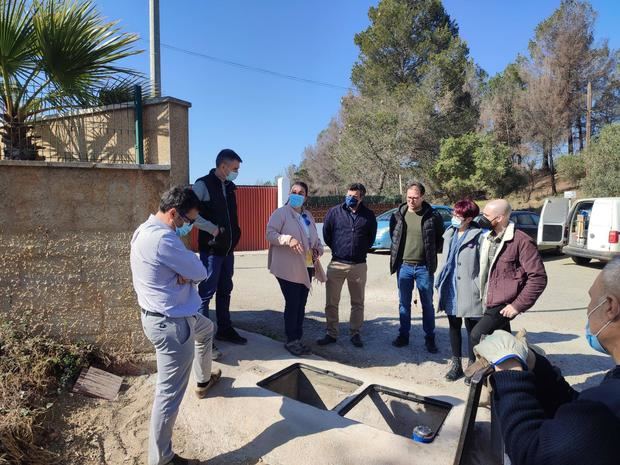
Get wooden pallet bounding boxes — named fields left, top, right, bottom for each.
left=72, top=367, right=123, bottom=401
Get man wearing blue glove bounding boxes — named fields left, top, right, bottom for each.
left=471, top=257, right=620, bottom=465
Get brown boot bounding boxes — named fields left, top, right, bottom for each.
left=195, top=369, right=222, bottom=399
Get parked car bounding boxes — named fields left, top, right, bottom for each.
left=371, top=205, right=453, bottom=250
left=538, top=196, right=620, bottom=265
left=509, top=210, right=561, bottom=252
left=510, top=210, right=540, bottom=242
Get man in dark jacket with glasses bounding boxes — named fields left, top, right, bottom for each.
left=389, top=181, right=444, bottom=353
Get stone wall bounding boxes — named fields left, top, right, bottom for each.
left=0, top=161, right=170, bottom=352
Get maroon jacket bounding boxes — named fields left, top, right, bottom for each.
left=480, top=223, right=547, bottom=312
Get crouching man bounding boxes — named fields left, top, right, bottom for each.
left=471, top=257, right=620, bottom=465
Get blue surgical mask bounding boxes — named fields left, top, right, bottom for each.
left=288, top=193, right=305, bottom=208
left=176, top=222, right=193, bottom=237
left=451, top=217, right=462, bottom=229
left=585, top=297, right=612, bottom=355
left=226, top=171, right=238, bottom=182
left=345, top=195, right=359, bottom=208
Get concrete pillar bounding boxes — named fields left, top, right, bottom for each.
left=143, top=96, right=191, bottom=186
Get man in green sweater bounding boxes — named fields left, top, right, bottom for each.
left=389, top=182, right=444, bottom=353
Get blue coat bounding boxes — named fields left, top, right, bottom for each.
left=323, top=203, right=377, bottom=264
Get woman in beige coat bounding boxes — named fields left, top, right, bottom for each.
left=266, top=181, right=323, bottom=356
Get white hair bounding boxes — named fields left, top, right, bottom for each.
left=602, top=257, right=620, bottom=297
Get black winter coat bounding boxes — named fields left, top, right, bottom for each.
left=196, top=169, right=241, bottom=256
left=389, top=202, right=444, bottom=274
left=491, top=352, right=620, bottom=465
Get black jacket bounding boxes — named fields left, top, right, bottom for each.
left=389, top=202, right=444, bottom=274
left=323, top=203, right=377, bottom=264
left=196, top=169, right=241, bottom=256
left=491, top=352, right=620, bottom=465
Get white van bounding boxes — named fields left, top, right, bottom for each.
left=538, top=197, right=620, bottom=265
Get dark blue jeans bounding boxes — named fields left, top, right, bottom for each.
left=198, top=252, right=234, bottom=332
left=277, top=277, right=310, bottom=343
left=397, top=263, right=435, bottom=338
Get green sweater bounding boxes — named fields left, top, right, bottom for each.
left=403, top=210, right=425, bottom=264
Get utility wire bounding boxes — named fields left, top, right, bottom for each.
left=140, top=39, right=352, bottom=91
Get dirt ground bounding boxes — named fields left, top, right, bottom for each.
left=231, top=251, right=611, bottom=390
left=49, top=251, right=612, bottom=465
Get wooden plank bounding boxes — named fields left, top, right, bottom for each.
left=72, top=366, right=123, bottom=401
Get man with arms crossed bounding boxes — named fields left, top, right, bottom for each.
left=130, top=186, right=221, bottom=465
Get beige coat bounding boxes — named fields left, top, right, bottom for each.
left=266, top=205, right=324, bottom=289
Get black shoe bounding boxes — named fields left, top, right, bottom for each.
left=445, top=357, right=464, bottom=381
left=392, top=335, right=409, bottom=347
left=284, top=340, right=305, bottom=356
left=350, top=334, right=364, bottom=348
left=316, top=334, right=337, bottom=346
left=165, top=454, right=190, bottom=465
left=215, top=327, right=248, bottom=345
left=425, top=335, right=438, bottom=354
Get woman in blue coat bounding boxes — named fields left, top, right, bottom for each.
left=436, top=199, right=483, bottom=381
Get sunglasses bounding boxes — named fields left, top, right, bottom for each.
left=301, top=213, right=311, bottom=226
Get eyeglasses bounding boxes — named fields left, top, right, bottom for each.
left=178, top=211, right=196, bottom=225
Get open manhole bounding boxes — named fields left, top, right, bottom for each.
left=339, top=385, right=452, bottom=441
left=257, top=363, right=362, bottom=411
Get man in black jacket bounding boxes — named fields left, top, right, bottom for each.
left=193, top=149, right=246, bottom=346
left=389, top=181, right=444, bottom=353
left=317, top=183, right=377, bottom=348
left=472, top=257, right=620, bottom=465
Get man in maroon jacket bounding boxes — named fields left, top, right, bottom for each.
left=470, top=199, right=548, bottom=359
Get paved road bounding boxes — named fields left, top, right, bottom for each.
left=228, top=251, right=611, bottom=391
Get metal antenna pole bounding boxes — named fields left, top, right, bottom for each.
left=149, top=0, right=161, bottom=97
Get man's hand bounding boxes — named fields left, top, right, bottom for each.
left=500, top=304, right=520, bottom=319
left=212, top=227, right=220, bottom=237
left=473, top=330, right=529, bottom=370
left=177, top=275, right=190, bottom=285
left=289, top=238, right=304, bottom=255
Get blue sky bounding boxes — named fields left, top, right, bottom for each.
left=96, top=0, right=620, bottom=185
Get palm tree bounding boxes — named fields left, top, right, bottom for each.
left=0, top=0, right=140, bottom=160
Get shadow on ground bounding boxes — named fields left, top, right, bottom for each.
left=229, top=309, right=453, bottom=370
left=525, top=331, right=579, bottom=344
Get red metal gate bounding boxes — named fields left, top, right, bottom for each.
left=235, top=185, right=277, bottom=251
left=190, top=185, right=277, bottom=252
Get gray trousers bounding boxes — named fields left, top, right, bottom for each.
left=141, top=311, right=214, bottom=465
